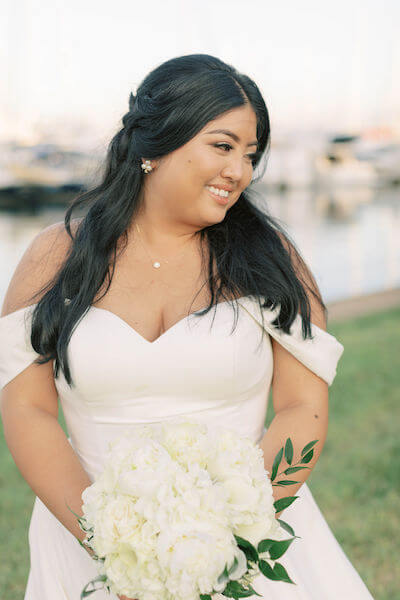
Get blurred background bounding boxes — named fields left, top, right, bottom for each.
left=1, top=0, right=400, bottom=309
left=0, top=0, right=399, bottom=598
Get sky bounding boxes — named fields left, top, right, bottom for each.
left=1, top=0, right=399, bottom=144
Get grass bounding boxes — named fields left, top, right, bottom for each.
left=1, top=305, right=399, bottom=599
left=265, top=305, right=400, bottom=599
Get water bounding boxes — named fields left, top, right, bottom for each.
left=255, top=185, right=400, bottom=302
left=0, top=186, right=399, bottom=307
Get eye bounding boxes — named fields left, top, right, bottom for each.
left=214, top=143, right=257, bottom=164
left=214, top=142, right=232, bottom=152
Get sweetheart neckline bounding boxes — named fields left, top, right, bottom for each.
left=88, top=295, right=254, bottom=345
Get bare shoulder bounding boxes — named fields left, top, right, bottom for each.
left=1, top=217, right=83, bottom=317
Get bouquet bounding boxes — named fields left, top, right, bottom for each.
left=68, top=420, right=318, bottom=600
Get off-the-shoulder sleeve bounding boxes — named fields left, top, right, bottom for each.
left=238, top=297, right=344, bottom=386
left=0, top=304, right=40, bottom=391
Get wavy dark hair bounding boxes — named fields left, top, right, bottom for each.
left=28, top=53, right=327, bottom=387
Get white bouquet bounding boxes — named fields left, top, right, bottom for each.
left=68, top=420, right=315, bottom=600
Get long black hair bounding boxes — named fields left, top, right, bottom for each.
left=28, top=53, right=327, bottom=387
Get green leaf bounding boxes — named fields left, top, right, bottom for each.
left=258, top=559, right=281, bottom=581
left=227, top=556, right=238, bottom=576
left=65, top=501, right=82, bottom=519
left=222, top=580, right=255, bottom=598
left=283, top=466, right=309, bottom=475
left=301, top=440, right=318, bottom=457
left=277, top=518, right=296, bottom=537
left=273, top=495, right=299, bottom=513
left=270, top=447, right=283, bottom=481
left=257, top=539, right=275, bottom=553
left=273, top=480, right=299, bottom=486
left=240, top=584, right=263, bottom=597
left=284, top=438, right=293, bottom=465
left=77, top=539, right=87, bottom=550
left=273, top=561, right=296, bottom=584
left=302, top=449, right=314, bottom=464
left=234, top=535, right=259, bottom=563
left=268, top=538, right=296, bottom=560
left=217, top=563, right=230, bottom=583
left=200, top=595, right=212, bottom=600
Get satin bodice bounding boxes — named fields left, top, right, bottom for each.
left=0, top=296, right=344, bottom=481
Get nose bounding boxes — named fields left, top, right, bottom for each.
left=221, top=154, right=245, bottom=182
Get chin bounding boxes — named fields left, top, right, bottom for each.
left=204, top=207, right=229, bottom=225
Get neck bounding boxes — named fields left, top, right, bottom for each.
left=131, top=217, right=200, bottom=254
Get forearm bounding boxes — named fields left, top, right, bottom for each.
left=1, top=403, right=92, bottom=548
left=260, top=402, right=328, bottom=518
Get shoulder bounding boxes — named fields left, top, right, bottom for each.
left=1, top=217, right=82, bottom=317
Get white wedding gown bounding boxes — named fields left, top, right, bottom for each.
left=0, top=295, right=375, bottom=599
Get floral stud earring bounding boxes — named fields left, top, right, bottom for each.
left=141, top=160, right=153, bottom=173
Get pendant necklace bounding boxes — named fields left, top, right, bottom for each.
left=135, top=223, right=194, bottom=269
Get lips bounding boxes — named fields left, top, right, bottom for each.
left=208, top=184, right=234, bottom=192
left=206, top=186, right=230, bottom=205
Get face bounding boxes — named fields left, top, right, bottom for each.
left=139, top=104, right=258, bottom=229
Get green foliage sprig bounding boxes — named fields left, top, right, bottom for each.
left=200, top=438, right=320, bottom=599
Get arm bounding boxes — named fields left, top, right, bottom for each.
left=0, top=220, right=94, bottom=555
left=260, top=371, right=328, bottom=520
left=260, top=235, right=329, bottom=519
left=1, top=390, right=94, bottom=548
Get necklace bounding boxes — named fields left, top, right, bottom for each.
left=134, top=222, right=210, bottom=299
left=135, top=223, right=195, bottom=269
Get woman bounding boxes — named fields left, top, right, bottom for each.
left=0, top=54, right=374, bottom=599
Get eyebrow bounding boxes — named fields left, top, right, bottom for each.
left=205, top=129, right=258, bottom=147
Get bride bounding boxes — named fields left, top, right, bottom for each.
left=0, top=54, right=374, bottom=599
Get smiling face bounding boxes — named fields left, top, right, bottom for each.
left=139, top=103, right=258, bottom=230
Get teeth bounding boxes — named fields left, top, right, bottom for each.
left=206, top=186, right=229, bottom=198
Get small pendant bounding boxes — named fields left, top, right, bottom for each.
left=153, top=261, right=161, bottom=268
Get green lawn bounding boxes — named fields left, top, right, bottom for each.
left=265, top=305, right=400, bottom=599
left=1, top=306, right=399, bottom=599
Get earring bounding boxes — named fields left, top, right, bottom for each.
left=141, top=160, right=153, bottom=173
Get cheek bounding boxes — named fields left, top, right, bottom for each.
left=187, top=147, right=219, bottom=178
